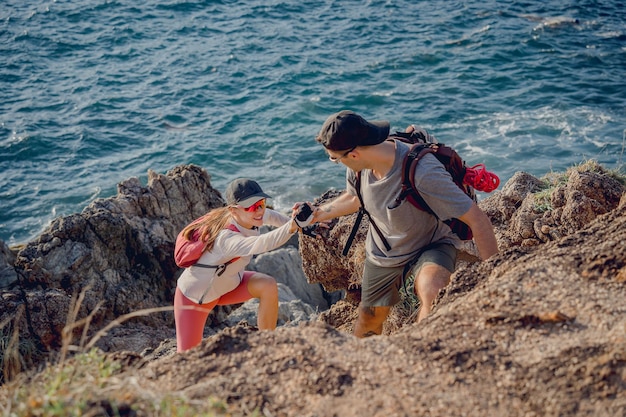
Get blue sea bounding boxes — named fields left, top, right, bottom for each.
left=1, top=0, right=625, bottom=245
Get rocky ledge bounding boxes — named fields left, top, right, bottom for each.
left=1, top=161, right=625, bottom=417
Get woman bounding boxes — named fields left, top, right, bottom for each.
left=174, top=178, right=312, bottom=352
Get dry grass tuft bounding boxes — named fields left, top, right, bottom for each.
left=0, top=287, right=235, bottom=417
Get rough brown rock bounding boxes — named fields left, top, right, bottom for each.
left=131, top=187, right=626, bottom=417
left=0, top=240, right=18, bottom=288
left=1, top=164, right=224, bottom=353
left=1, top=162, right=625, bottom=417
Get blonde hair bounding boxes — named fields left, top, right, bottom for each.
left=181, top=206, right=232, bottom=253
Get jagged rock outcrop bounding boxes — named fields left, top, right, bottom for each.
left=298, top=190, right=367, bottom=304
left=0, top=164, right=332, bottom=374
left=1, top=165, right=223, bottom=351
left=0, top=240, right=17, bottom=289
left=481, top=162, right=625, bottom=248
left=131, top=176, right=626, bottom=417
left=2, top=161, right=625, bottom=416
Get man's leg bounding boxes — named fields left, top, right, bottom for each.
left=414, top=263, right=452, bottom=322
left=356, top=259, right=403, bottom=338
left=408, top=243, right=457, bottom=323
left=353, top=305, right=391, bottom=338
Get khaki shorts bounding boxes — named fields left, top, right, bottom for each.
left=360, top=243, right=457, bottom=307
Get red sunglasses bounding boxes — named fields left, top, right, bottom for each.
left=243, top=199, right=266, bottom=212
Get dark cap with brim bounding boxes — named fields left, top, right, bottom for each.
left=224, top=178, right=272, bottom=208
left=316, top=110, right=390, bottom=151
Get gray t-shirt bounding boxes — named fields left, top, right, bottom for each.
left=346, top=140, right=473, bottom=268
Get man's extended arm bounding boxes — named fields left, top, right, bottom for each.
left=313, top=191, right=360, bottom=223
left=458, top=203, right=499, bottom=260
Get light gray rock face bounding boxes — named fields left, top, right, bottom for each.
left=249, top=246, right=330, bottom=311
left=223, top=283, right=317, bottom=328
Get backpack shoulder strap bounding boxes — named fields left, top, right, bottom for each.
left=342, top=172, right=365, bottom=256
left=342, top=171, right=391, bottom=256
left=223, top=224, right=241, bottom=263
left=388, top=143, right=437, bottom=215
left=406, top=144, right=440, bottom=217
left=195, top=223, right=241, bottom=273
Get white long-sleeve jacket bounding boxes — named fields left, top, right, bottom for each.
left=176, top=209, right=293, bottom=304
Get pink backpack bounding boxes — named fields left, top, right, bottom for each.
left=174, top=217, right=239, bottom=268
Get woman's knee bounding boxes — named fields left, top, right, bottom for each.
left=247, top=273, right=278, bottom=298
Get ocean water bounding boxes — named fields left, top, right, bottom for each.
left=1, top=0, right=625, bottom=245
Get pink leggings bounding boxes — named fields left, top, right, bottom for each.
left=174, top=271, right=253, bottom=352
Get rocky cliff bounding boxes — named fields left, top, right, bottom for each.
left=0, top=165, right=324, bottom=368
left=1, top=161, right=624, bottom=417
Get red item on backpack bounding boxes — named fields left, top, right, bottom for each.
left=463, top=163, right=500, bottom=193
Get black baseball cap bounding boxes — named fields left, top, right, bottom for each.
left=224, top=178, right=271, bottom=208
left=316, top=110, right=390, bottom=151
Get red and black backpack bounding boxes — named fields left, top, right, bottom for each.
left=342, top=126, right=499, bottom=256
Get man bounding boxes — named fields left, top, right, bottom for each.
left=312, top=110, right=498, bottom=337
